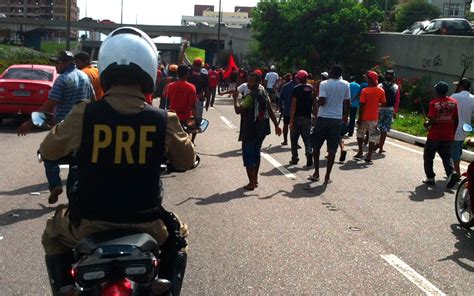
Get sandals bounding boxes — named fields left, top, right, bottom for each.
left=307, top=175, right=320, bottom=182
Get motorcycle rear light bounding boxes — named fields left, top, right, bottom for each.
left=83, top=270, right=106, bottom=280
left=125, top=266, right=147, bottom=275
left=101, top=279, right=133, bottom=296
left=70, top=267, right=77, bottom=278
left=153, top=258, right=159, bottom=267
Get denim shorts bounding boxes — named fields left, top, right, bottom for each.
left=242, top=137, right=265, bottom=167
left=452, top=140, right=464, bottom=161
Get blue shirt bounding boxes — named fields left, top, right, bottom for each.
left=280, top=80, right=297, bottom=116
left=49, top=64, right=93, bottom=121
left=349, top=82, right=361, bottom=108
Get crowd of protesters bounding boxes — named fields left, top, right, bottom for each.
left=152, top=59, right=474, bottom=191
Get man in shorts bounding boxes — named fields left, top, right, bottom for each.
left=264, top=65, right=279, bottom=102
left=355, top=71, right=386, bottom=163
left=377, top=69, right=400, bottom=153
left=310, top=65, right=350, bottom=184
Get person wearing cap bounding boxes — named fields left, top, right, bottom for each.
left=314, top=71, right=329, bottom=98
left=75, top=51, right=104, bottom=101
left=423, top=81, right=459, bottom=188
left=38, top=27, right=194, bottom=295
left=157, top=64, right=178, bottom=109
left=17, top=50, right=94, bottom=205
left=167, top=64, right=197, bottom=124
left=451, top=78, right=474, bottom=175
left=289, top=70, right=315, bottom=167
left=376, top=69, right=400, bottom=153
left=187, top=58, right=210, bottom=142
left=310, top=65, right=350, bottom=184
left=264, top=65, right=279, bottom=103
left=208, top=66, right=219, bottom=107
left=354, top=71, right=385, bottom=163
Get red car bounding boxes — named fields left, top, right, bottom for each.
left=0, top=64, right=57, bottom=124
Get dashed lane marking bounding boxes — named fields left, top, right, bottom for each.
left=381, top=254, right=446, bottom=296
left=261, top=152, right=297, bottom=180
left=219, top=116, right=237, bottom=129
left=386, top=140, right=467, bottom=171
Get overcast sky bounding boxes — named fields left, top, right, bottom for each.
left=77, top=0, right=260, bottom=25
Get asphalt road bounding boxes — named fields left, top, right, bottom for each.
left=0, top=96, right=472, bottom=295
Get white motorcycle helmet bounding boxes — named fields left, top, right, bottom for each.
left=98, top=27, right=158, bottom=94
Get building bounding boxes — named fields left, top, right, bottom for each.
left=234, top=6, right=254, bottom=18
left=182, top=4, right=252, bottom=28
left=428, top=0, right=471, bottom=17
left=194, top=4, right=214, bottom=16
left=0, top=0, right=79, bottom=40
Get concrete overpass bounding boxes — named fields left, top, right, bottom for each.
left=0, top=18, right=252, bottom=64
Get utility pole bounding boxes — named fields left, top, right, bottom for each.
left=121, top=0, right=124, bottom=24
left=66, top=0, right=71, bottom=50
left=216, top=0, right=222, bottom=65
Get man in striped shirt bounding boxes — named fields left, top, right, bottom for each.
left=18, top=50, right=94, bottom=204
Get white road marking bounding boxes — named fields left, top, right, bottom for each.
left=261, top=152, right=297, bottom=180
left=381, top=254, right=445, bottom=296
left=59, top=165, right=69, bottom=169
left=386, top=140, right=467, bottom=171
left=219, top=116, right=237, bottom=129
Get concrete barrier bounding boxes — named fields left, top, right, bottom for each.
left=388, top=129, right=474, bottom=162
left=366, top=33, right=474, bottom=93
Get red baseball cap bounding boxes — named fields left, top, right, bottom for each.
left=254, top=69, right=263, bottom=77
left=296, top=70, right=308, bottom=80
left=193, top=58, right=203, bottom=67
left=367, top=71, right=378, bottom=84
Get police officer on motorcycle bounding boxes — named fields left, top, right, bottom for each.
left=39, top=27, right=195, bottom=295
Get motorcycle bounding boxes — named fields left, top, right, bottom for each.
left=455, top=123, right=474, bottom=228
left=31, top=111, right=208, bottom=295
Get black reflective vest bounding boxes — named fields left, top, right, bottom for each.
left=75, top=99, right=167, bottom=223
left=382, top=82, right=398, bottom=108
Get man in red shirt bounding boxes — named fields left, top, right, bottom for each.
left=167, top=64, right=197, bottom=123
left=423, top=81, right=459, bottom=188
left=208, top=66, right=219, bottom=107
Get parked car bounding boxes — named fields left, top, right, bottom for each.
left=99, top=19, right=115, bottom=25
left=79, top=17, right=98, bottom=23
left=0, top=65, right=58, bottom=125
left=402, top=20, right=430, bottom=34
left=418, top=18, right=473, bottom=36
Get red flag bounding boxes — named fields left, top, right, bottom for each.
left=223, top=53, right=239, bottom=79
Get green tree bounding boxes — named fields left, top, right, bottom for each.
left=251, top=0, right=383, bottom=73
left=394, top=0, right=441, bottom=31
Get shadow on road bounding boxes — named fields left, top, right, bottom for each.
left=398, top=184, right=446, bottom=202
left=260, top=181, right=327, bottom=200
left=0, top=118, right=45, bottom=134
left=199, top=149, right=241, bottom=159
left=439, top=224, right=474, bottom=272
left=175, top=187, right=258, bottom=206
left=0, top=182, right=50, bottom=196
left=0, top=204, right=55, bottom=226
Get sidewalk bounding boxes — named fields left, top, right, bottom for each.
left=388, top=129, right=474, bottom=162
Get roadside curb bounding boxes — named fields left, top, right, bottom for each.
left=388, top=129, right=474, bottom=162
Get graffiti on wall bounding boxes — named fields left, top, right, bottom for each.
left=460, top=54, right=474, bottom=70
left=422, top=55, right=442, bottom=69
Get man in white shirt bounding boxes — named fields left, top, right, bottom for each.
left=309, top=65, right=350, bottom=184
left=264, top=65, right=279, bottom=102
left=451, top=78, right=474, bottom=175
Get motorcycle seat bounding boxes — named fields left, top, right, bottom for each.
left=74, top=230, right=158, bottom=257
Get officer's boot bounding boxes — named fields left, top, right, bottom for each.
left=45, top=252, right=75, bottom=296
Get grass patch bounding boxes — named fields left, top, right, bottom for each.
left=0, top=44, right=52, bottom=73
left=41, top=42, right=79, bottom=55
left=392, top=111, right=427, bottom=137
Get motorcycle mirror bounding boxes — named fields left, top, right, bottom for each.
left=31, top=112, right=53, bottom=129
left=184, top=118, right=209, bottom=134
left=463, top=123, right=473, bottom=133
